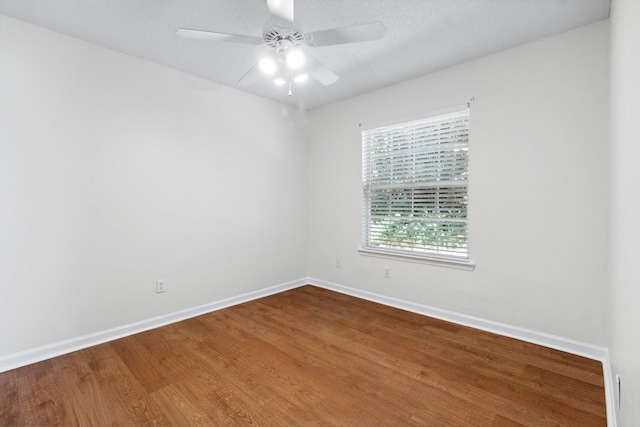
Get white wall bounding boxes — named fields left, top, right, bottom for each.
left=0, top=15, right=308, bottom=358
left=609, top=0, right=640, bottom=424
left=0, top=12, right=614, bottom=368
left=306, top=21, right=610, bottom=346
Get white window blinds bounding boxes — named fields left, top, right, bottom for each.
left=362, top=109, right=470, bottom=261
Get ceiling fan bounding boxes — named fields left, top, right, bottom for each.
left=176, top=0, right=385, bottom=95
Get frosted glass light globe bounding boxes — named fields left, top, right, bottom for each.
left=286, top=50, right=304, bottom=69
left=259, top=57, right=277, bottom=75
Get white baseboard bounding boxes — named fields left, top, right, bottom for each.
left=305, top=277, right=616, bottom=427
left=604, top=354, right=618, bottom=427
left=307, top=277, right=606, bottom=358
left=0, top=278, right=307, bottom=374
left=0, top=276, right=615, bottom=426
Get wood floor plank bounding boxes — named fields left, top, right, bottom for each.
left=128, top=329, right=239, bottom=426
left=0, top=369, right=19, bottom=426
left=239, top=298, right=529, bottom=426
left=454, top=325, right=604, bottom=386
left=82, top=344, right=170, bottom=426
left=110, top=333, right=174, bottom=394
left=155, top=321, right=288, bottom=426
left=49, top=351, right=112, bottom=426
left=360, top=319, right=605, bottom=419
left=16, top=360, right=71, bottom=426
left=191, top=315, right=361, bottom=425
left=150, top=383, right=222, bottom=426
left=491, top=414, right=528, bottom=426
left=256, top=287, right=606, bottom=426
left=523, top=364, right=606, bottom=416
left=0, top=285, right=606, bottom=426
left=207, top=303, right=426, bottom=426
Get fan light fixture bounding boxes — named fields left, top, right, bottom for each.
left=286, top=50, right=304, bottom=69
left=176, top=0, right=386, bottom=96
left=259, top=57, right=277, bottom=75
left=258, top=48, right=307, bottom=93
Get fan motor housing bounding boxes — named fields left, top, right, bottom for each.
left=264, top=27, right=304, bottom=52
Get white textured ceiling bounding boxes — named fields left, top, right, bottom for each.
left=0, top=0, right=610, bottom=110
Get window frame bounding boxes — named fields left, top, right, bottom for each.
left=359, top=105, right=475, bottom=270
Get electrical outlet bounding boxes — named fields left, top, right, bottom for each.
left=384, top=266, right=391, bottom=278
left=156, top=279, right=166, bottom=293
left=336, top=258, right=342, bottom=268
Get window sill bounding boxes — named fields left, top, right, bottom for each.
left=358, top=247, right=476, bottom=271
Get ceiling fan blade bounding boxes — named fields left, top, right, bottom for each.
left=305, top=22, right=385, bottom=47
left=237, top=62, right=263, bottom=86
left=304, top=54, right=339, bottom=86
left=176, top=28, right=263, bottom=45
left=266, top=0, right=294, bottom=24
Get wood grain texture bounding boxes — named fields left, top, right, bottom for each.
left=0, top=285, right=606, bottom=426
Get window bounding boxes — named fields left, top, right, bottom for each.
left=361, top=108, right=470, bottom=265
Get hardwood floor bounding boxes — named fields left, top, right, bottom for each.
left=0, top=285, right=607, bottom=426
